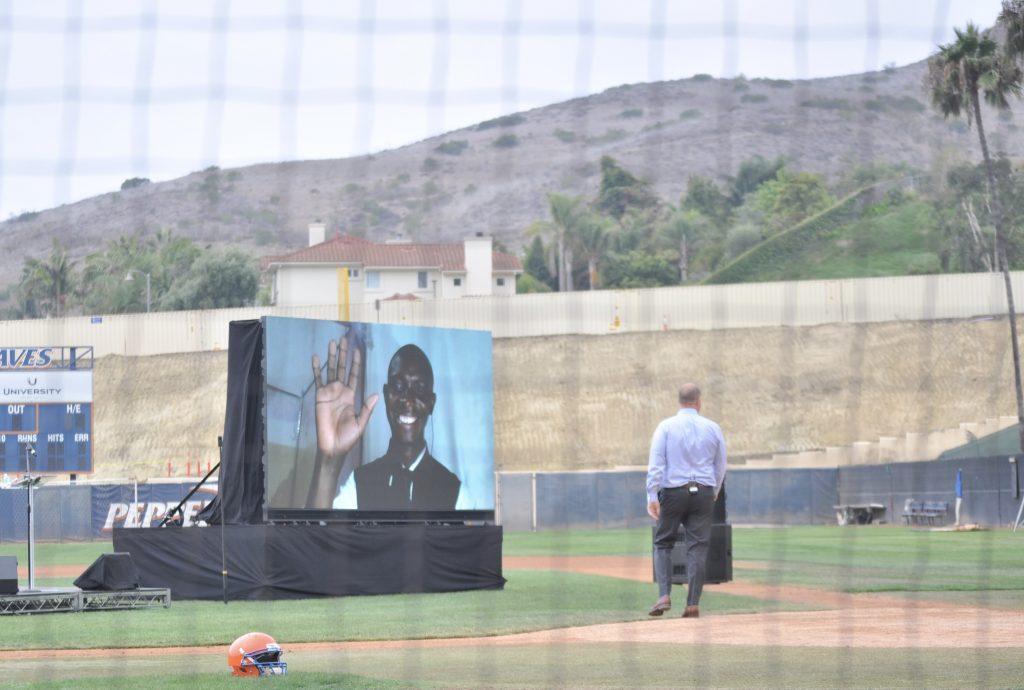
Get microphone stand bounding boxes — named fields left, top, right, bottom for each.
left=24, top=444, right=38, bottom=592
left=219, top=436, right=228, bottom=604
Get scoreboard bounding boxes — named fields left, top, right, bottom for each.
left=0, top=346, right=92, bottom=474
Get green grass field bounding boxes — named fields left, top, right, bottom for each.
left=2, top=526, right=1022, bottom=688
left=8, top=645, right=1021, bottom=689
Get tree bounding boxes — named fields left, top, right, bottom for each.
left=682, top=176, right=730, bottom=228
left=516, top=273, right=552, bottom=294
left=659, top=208, right=710, bottom=283
left=20, top=241, right=75, bottom=317
left=728, top=155, right=784, bottom=205
left=159, top=248, right=258, bottom=310
left=927, top=21, right=1024, bottom=451
left=523, top=235, right=555, bottom=289
left=575, top=213, right=614, bottom=290
left=1001, top=1, right=1024, bottom=63
left=753, top=170, right=835, bottom=233
left=80, top=235, right=155, bottom=314
left=601, top=250, right=678, bottom=289
left=596, top=156, right=658, bottom=220
left=547, top=193, right=585, bottom=291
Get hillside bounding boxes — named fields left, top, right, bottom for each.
left=748, top=198, right=942, bottom=282
left=704, top=178, right=945, bottom=284
left=2, top=58, right=1022, bottom=294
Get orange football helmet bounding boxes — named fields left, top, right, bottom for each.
left=228, top=632, right=287, bottom=677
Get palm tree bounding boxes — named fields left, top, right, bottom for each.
left=1001, top=1, right=1024, bottom=62
left=927, top=22, right=1024, bottom=450
left=21, top=241, right=76, bottom=317
left=547, top=193, right=584, bottom=291
left=575, top=213, right=614, bottom=290
left=660, top=208, right=709, bottom=283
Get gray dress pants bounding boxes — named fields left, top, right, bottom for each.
left=653, top=483, right=715, bottom=605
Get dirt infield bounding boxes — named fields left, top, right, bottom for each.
left=1, top=602, right=1019, bottom=662
left=504, top=555, right=929, bottom=610
left=3, top=554, right=1018, bottom=661
left=17, top=564, right=84, bottom=579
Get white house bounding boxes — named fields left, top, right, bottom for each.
left=264, top=223, right=523, bottom=307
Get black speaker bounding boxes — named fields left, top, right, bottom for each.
left=74, top=553, right=141, bottom=591
left=0, top=555, right=17, bottom=595
left=652, top=523, right=733, bottom=585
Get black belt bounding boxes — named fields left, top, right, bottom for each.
left=664, top=481, right=711, bottom=491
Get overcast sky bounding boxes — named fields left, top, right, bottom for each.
left=0, top=0, right=1006, bottom=219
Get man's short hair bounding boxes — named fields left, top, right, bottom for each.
left=388, top=344, right=434, bottom=389
left=678, top=383, right=701, bottom=405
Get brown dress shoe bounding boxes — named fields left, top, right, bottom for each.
left=648, top=598, right=671, bottom=616
left=682, top=605, right=699, bottom=618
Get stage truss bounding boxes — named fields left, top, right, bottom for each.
left=0, top=587, right=171, bottom=616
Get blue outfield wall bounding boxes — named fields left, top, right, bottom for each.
left=518, top=456, right=1017, bottom=531
left=0, top=481, right=217, bottom=542
left=0, top=455, right=1018, bottom=540
left=838, top=455, right=1021, bottom=527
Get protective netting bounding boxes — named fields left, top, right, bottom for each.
left=0, top=2, right=1022, bottom=687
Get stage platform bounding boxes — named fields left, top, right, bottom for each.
left=0, top=587, right=171, bottom=615
left=114, top=522, right=504, bottom=601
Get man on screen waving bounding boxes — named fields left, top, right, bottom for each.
left=309, top=339, right=460, bottom=511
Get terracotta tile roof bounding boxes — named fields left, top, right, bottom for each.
left=263, top=235, right=522, bottom=272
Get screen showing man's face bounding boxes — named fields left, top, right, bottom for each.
left=264, top=317, right=495, bottom=513
left=383, top=352, right=436, bottom=447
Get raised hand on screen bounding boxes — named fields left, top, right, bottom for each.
left=312, top=337, right=379, bottom=460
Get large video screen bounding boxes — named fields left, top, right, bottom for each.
left=264, top=316, right=494, bottom=516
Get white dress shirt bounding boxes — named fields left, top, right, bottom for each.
left=646, top=408, right=727, bottom=503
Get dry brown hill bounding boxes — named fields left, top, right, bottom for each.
left=3, top=59, right=1022, bottom=291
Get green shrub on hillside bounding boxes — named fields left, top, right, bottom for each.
left=477, top=113, right=525, bottom=130
left=493, top=133, right=519, bottom=148
left=553, top=128, right=577, bottom=143
left=618, top=108, right=643, bottom=118
left=435, top=140, right=469, bottom=155
left=120, top=177, right=150, bottom=190
left=587, top=129, right=627, bottom=145
left=741, top=93, right=768, bottom=103
left=800, top=97, right=853, bottom=111
left=864, top=95, right=926, bottom=113
left=679, top=109, right=702, bottom=121
left=756, top=78, right=794, bottom=88
left=13, top=210, right=40, bottom=222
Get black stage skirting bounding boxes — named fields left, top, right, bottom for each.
left=114, top=523, right=504, bottom=600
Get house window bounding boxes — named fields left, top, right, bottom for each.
left=497, top=277, right=505, bottom=287
left=366, top=271, right=380, bottom=288
left=418, top=271, right=428, bottom=289
left=453, top=277, right=462, bottom=287
left=348, top=268, right=360, bottom=279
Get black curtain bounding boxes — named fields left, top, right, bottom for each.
left=197, top=319, right=265, bottom=525
left=115, top=524, right=505, bottom=600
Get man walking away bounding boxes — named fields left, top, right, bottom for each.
left=646, top=383, right=727, bottom=618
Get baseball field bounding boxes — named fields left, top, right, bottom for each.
left=1, top=525, right=1022, bottom=688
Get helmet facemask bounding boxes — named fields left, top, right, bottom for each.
left=240, top=643, right=287, bottom=676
